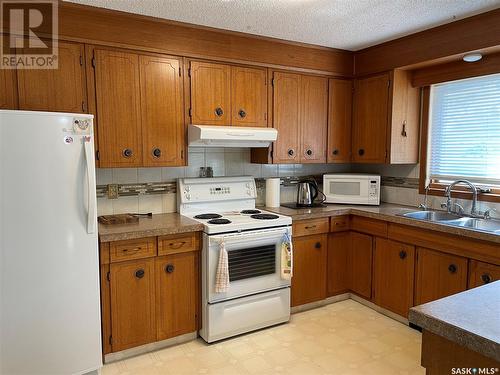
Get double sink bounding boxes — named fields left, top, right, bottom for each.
left=400, top=210, right=500, bottom=235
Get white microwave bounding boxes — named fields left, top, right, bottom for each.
left=323, top=174, right=380, bottom=205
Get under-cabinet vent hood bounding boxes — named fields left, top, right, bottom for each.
left=188, top=125, right=277, bottom=148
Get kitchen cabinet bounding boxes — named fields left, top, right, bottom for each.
left=373, top=238, right=415, bottom=317
left=0, top=68, right=17, bottom=109
left=291, top=234, right=327, bottom=306
left=468, top=260, right=500, bottom=289
left=350, top=231, right=373, bottom=299
left=94, top=48, right=143, bottom=167
left=352, top=69, right=420, bottom=164
left=231, top=66, right=267, bottom=127
left=271, top=71, right=328, bottom=163
left=189, top=61, right=267, bottom=127
left=415, top=247, right=468, bottom=305
left=327, top=232, right=350, bottom=296
left=156, top=251, right=199, bottom=340
left=110, top=258, right=156, bottom=352
left=93, top=47, right=185, bottom=168
left=17, top=41, right=86, bottom=113
left=139, top=55, right=185, bottom=166
left=327, top=79, right=352, bottom=163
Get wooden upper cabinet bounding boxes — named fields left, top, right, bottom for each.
left=0, top=68, right=17, bottom=109
left=17, top=41, right=86, bottom=113
left=139, top=55, right=185, bottom=167
left=110, top=258, right=156, bottom=352
left=352, top=70, right=420, bottom=164
left=156, top=252, right=198, bottom=340
left=415, top=247, right=468, bottom=306
left=374, top=238, right=415, bottom=317
left=327, top=79, right=352, bottom=163
left=352, top=73, right=390, bottom=163
left=94, top=49, right=142, bottom=167
left=190, top=61, right=231, bottom=125
left=231, top=66, right=267, bottom=127
left=272, top=71, right=301, bottom=163
left=300, top=75, right=328, bottom=163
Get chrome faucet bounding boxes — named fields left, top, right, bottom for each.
left=418, top=184, right=430, bottom=210
left=442, top=180, right=478, bottom=216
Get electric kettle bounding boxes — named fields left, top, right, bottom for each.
left=296, top=179, right=320, bottom=207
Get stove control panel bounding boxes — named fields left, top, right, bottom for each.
left=210, top=187, right=230, bottom=195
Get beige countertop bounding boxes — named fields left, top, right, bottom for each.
left=98, top=213, right=204, bottom=242
left=262, top=203, right=500, bottom=244
left=409, top=281, right=500, bottom=362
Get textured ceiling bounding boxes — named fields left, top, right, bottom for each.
left=64, top=0, right=500, bottom=51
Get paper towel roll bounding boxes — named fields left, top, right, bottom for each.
left=265, top=178, right=281, bottom=207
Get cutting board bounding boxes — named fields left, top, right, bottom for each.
left=98, top=214, right=139, bottom=225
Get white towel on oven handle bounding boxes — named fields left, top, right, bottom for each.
left=215, top=238, right=230, bottom=293
left=281, top=231, right=293, bottom=280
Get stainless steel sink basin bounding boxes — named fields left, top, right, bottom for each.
left=402, top=210, right=462, bottom=221
left=400, top=210, right=500, bottom=235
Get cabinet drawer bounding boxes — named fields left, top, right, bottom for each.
left=110, top=237, right=157, bottom=263
left=158, top=233, right=200, bottom=256
left=351, top=215, right=388, bottom=237
left=468, top=260, right=500, bottom=289
left=293, top=218, right=329, bottom=237
left=330, top=215, right=350, bottom=232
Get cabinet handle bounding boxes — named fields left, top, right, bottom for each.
left=332, top=149, right=339, bottom=155
left=152, top=148, right=162, bottom=158
left=306, top=149, right=313, bottom=156
left=238, top=109, right=247, bottom=118
left=401, top=120, right=408, bottom=137
left=314, top=242, right=321, bottom=249
left=135, top=269, right=145, bottom=279
left=399, top=250, right=407, bottom=260
left=481, top=273, right=492, bottom=284
left=168, top=241, right=187, bottom=249
left=287, top=149, right=295, bottom=156
left=358, top=149, right=365, bottom=156
left=215, top=107, right=224, bottom=117
left=334, top=222, right=345, bottom=226
left=123, top=247, right=141, bottom=253
left=448, top=264, right=457, bottom=274
left=123, top=148, right=133, bottom=158
left=165, top=264, right=175, bottom=273
left=305, top=225, right=317, bottom=229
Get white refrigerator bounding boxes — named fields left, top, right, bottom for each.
left=0, top=110, right=102, bottom=375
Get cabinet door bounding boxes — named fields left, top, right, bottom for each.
left=327, top=232, right=350, bottom=296
left=327, top=79, right=352, bottom=163
left=352, top=73, right=390, bottom=163
left=190, top=61, right=231, bottom=125
left=17, top=41, right=86, bottom=113
left=272, top=72, right=300, bottom=163
left=0, top=69, right=17, bottom=109
left=415, top=247, right=468, bottom=305
left=350, top=232, right=373, bottom=299
left=300, top=75, right=328, bottom=163
left=110, top=258, right=156, bottom=352
left=94, top=49, right=142, bottom=167
left=156, top=252, right=198, bottom=340
left=140, top=55, right=185, bottom=167
left=291, top=234, right=327, bottom=307
left=468, top=260, right=500, bottom=289
left=231, top=66, right=267, bottom=127
left=374, top=238, right=415, bottom=317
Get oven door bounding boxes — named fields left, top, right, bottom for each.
left=324, top=177, right=371, bottom=204
left=205, top=227, right=291, bottom=303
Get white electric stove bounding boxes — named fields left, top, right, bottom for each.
left=178, top=176, right=292, bottom=343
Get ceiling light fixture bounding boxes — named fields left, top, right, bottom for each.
left=462, top=53, right=482, bottom=63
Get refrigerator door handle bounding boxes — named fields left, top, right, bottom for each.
left=84, top=137, right=97, bottom=234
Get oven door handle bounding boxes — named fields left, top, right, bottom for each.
left=209, top=228, right=290, bottom=245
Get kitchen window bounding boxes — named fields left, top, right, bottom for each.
left=421, top=73, right=500, bottom=202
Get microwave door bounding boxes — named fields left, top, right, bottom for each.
left=327, top=179, right=369, bottom=204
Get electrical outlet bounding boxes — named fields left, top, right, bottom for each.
left=107, top=184, right=119, bottom=199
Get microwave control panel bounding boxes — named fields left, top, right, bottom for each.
left=369, top=180, right=379, bottom=199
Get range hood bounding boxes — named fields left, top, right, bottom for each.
left=188, top=124, right=277, bottom=148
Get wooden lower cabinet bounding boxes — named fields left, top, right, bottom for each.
left=156, top=252, right=199, bottom=340
left=415, top=247, right=468, bottom=305
left=291, top=234, right=327, bottom=306
left=373, top=238, right=415, bottom=317
left=110, top=258, right=156, bottom=352
left=327, top=232, right=350, bottom=296
left=468, top=260, right=500, bottom=289
left=350, top=232, right=373, bottom=299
